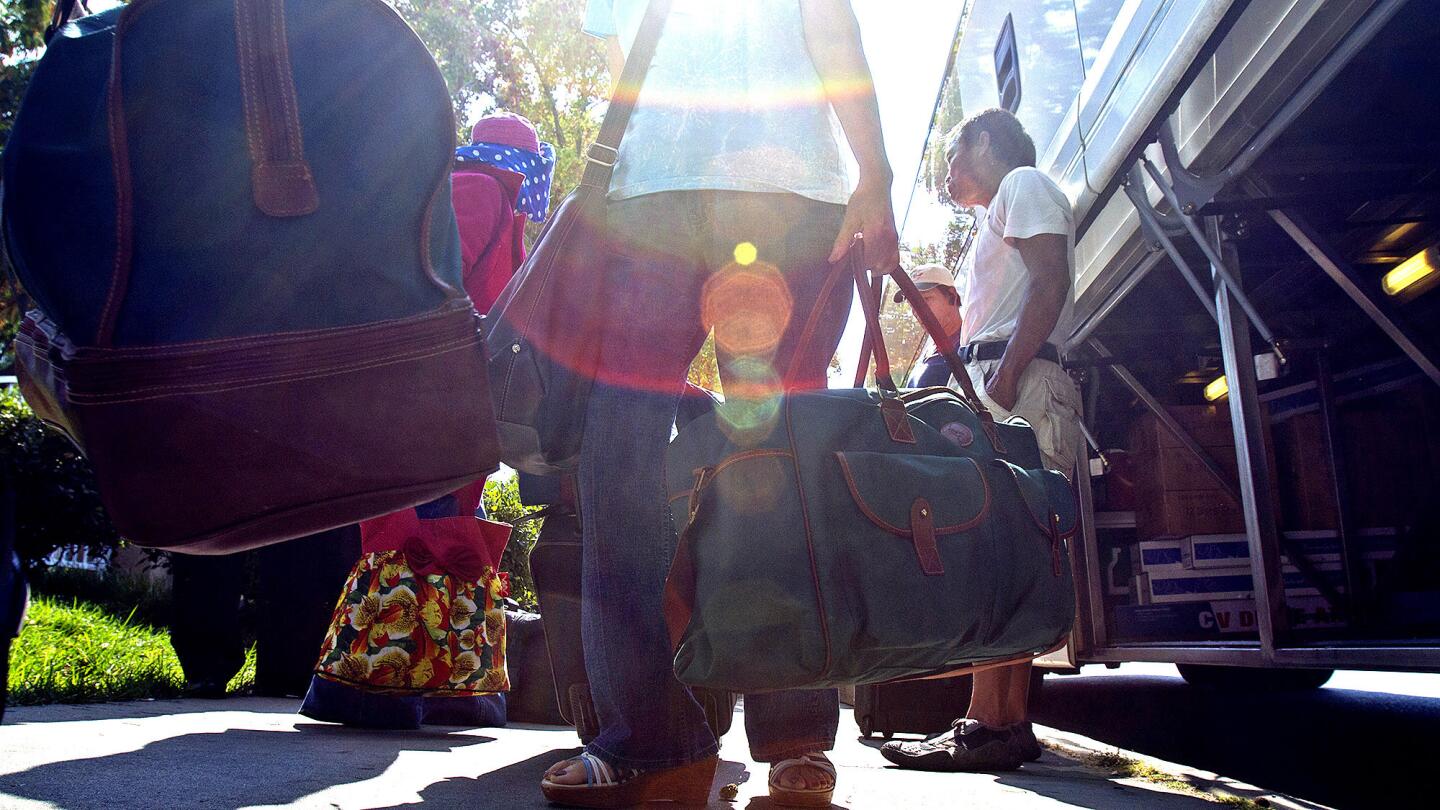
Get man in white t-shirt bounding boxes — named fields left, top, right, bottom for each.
left=882, top=108, right=1082, bottom=773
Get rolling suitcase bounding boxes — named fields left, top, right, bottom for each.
left=501, top=608, right=567, bottom=726
left=853, top=677, right=972, bottom=739
left=526, top=478, right=735, bottom=744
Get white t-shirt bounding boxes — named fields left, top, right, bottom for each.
left=582, top=0, right=849, bottom=205
left=955, top=166, right=1075, bottom=346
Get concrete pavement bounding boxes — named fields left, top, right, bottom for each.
left=0, top=697, right=1313, bottom=809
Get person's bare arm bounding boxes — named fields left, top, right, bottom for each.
left=799, top=0, right=898, bottom=273
left=986, top=233, right=1070, bottom=410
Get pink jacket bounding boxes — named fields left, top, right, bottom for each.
left=452, top=163, right=528, bottom=313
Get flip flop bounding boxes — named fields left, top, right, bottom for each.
left=540, top=751, right=718, bottom=808
left=768, top=752, right=836, bottom=808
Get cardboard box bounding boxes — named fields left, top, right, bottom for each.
left=1112, top=595, right=1347, bottom=641
left=1182, top=534, right=1249, bottom=568
left=1129, top=405, right=1278, bottom=541
left=1130, top=405, right=1247, bottom=451
left=1143, top=489, right=1247, bottom=537
left=1273, top=412, right=1339, bottom=529
left=1136, top=538, right=1182, bottom=572
left=1180, top=530, right=1397, bottom=569
left=1144, top=562, right=1345, bottom=603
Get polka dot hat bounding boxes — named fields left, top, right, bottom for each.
left=455, top=111, right=556, bottom=223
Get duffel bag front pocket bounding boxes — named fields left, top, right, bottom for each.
left=824, top=451, right=1002, bottom=683
left=822, top=450, right=1075, bottom=684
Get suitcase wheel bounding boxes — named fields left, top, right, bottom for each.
left=858, top=715, right=873, bottom=738
left=882, top=730, right=894, bottom=740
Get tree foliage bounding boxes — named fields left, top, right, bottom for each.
left=890, top=43, right=977, bottom=383
left=1, top=387, right=122, bottom=569
left=386, top=0, right=608, bottom=217
left=0, top=0, right=51, bottom=151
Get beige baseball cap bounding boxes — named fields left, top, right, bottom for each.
left=894, top=263, right=956, bottom=302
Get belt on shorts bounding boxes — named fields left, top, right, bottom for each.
left=957, top=341, right=1060, bottom=365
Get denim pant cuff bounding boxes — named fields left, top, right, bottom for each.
left=584, top=738, right=721, bottom=772
left=749, top=739, right=836, bottom=764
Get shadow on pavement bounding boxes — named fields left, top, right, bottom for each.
left=368, top=748, right=579, bottom=810
left=0, top=725, right=491, bottom=810
left=1, top=695, right=304, bottom=724
left=1031, top=674, right=1440, bottom=809
left=368, top=753, right=761, bottom=810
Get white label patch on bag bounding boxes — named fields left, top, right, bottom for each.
left=941, top=421, right=975, bottom=448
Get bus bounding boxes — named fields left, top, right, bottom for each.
left=902, top=0, right=1440, bottom=687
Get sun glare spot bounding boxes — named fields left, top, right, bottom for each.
left=734, top=242, right=758, bottom=266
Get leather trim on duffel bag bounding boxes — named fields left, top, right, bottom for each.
left=59, top=301, right=498, bottom=552
left=14, top=312, right=80, bottom=444
left=993, top=460, right=1078, bottom=540
left=834, top=452, right=991, bottom=537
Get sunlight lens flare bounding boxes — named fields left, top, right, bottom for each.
left=702, top=262, right=793, bottom=356
left=716, top=357, right=782, bottom=445
left=734, top=241, right=758, bottom=266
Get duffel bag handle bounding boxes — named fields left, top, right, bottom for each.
left=848, top=251, right=898, bottom=397
left=844, top=250, right=992, bottom=419
left=233, top=0, right=320, bottom=217
left=780, top=242, right=898, bottom=397
left=850, top=266, right=885, bottom=388
left=885, top=265, right=987, bottom=412
left=96, top=0, right=320, bottom=345
left=855, top=261, right=1006, bottom=450
left=887, top=264, right=1006, bottom=450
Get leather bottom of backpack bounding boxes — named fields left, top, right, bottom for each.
left=45, top=302, right=501, bottom=553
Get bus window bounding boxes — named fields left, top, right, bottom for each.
left=949, top=0, right=1085, bottom=165
left=1075, top=0, right=1130, bottom=74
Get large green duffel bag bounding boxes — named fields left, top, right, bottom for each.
left=661, top=257, right=1077, bottom=692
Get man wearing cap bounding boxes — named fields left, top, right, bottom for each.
left=900, top=263, right=965, bottom=389
left=883, top=108, right=1082, bottom=773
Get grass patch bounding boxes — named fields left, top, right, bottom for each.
left=1081, top=749, right=1269, bottom=809
left=7, top=595, right=255, bottom=706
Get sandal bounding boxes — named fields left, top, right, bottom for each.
left=540, top=752, right=718, bottom=808
left=768, top=752, right=836, bottom=808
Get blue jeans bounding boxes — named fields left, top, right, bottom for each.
left=579, top=191, right=850, bottom=769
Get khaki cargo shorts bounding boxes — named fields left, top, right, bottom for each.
left=960, top=357, right=1082, bottom=475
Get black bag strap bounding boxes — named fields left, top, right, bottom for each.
left=44, top=0, right=82, bottom=44
left=579, top=0, right=673, bottom=192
